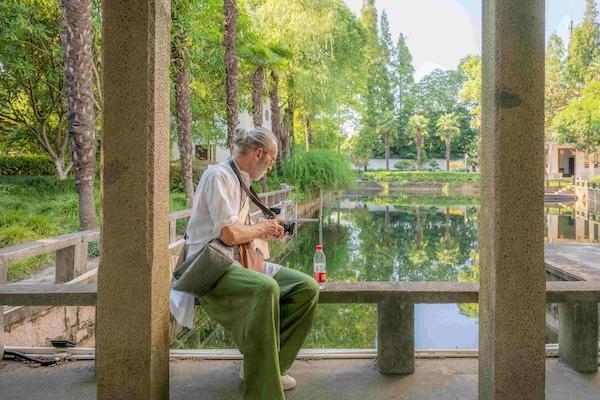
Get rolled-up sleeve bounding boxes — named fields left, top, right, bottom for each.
left=204, top=172, right=239, bottom=237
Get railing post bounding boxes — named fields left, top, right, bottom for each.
left=377, top=299, right=414, bottom=374
left=558, top=302, right=599, bottom=372
left=55, top=240, right=88, bottom=283
left=0, top=256, right=6, bottom=359
left=169, top=219, right=177, bottom=244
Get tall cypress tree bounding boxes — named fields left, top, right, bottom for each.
left=566, top=0, right=600, bottom=85
left=393, top=33, right=415, bottom=155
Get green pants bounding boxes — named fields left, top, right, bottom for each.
left=201, top=265, right=320, bottom=400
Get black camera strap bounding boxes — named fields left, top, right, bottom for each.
left=228, top=158, right=276, bottom=220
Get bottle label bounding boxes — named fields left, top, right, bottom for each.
left=314, top=271, right=327, bottom=283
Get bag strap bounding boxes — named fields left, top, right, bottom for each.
left=228, top=158, right=276, bottom=220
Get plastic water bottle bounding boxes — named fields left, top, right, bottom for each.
left=313, top=244, right=327, bottom=286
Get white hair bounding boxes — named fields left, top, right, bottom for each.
left=233, top=127, right=278, bottom=155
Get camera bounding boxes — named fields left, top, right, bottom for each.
left=269, top=207, right=296, bottom=236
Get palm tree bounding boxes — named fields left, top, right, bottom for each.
left=223, top=0, right=238, bottom=152
left=436, top=113, right=461, bottom=171
left=378, top=110, right=395, bottom=170
left=172, top=29, right=195, bottom=204
left=239, top=41, right=291, bottom=130
left=407, top=114, right=429, bottom=171
left=62, top=0, right=97, bottom=230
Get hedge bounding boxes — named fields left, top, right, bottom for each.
left=169, top=160, right=209, bottom=192
left=0, top=155, right=57, bottom=176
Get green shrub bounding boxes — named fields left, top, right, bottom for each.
left=428, top=159, right=440, bottom=170
left=169, top=160, right=209, bottom=192
left=360, top=171, right=480, bottom=184
left=0, top=154, right=57, bottom=176
left=282, top=149, right=355, bottom=201
left=393, top=160, right=414, bottom=171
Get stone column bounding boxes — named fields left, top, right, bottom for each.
left=479, top=1, right=546, bottom=399
left=377, top=300, right=414, bottom=374
left=97, top=1, right=171, bottom=399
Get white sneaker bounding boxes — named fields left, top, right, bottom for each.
left=239, top=364, right=297, bottom=391
left=280, top=374, right=297, bottom=391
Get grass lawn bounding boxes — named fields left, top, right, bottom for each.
left=359, top=170, right=481, bottom=184
left=0, top=175, right=189, bottom=282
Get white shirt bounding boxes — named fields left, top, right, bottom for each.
left=170, top=159, right=281, bottom=328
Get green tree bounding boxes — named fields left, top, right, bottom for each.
left=413, top=68, right=472, bottom=159
left=393, top=33, right=415, bottom=156
left=172, top=0, right=196, bottom=203
left=545, top=33, right=573, bottom=139
left=256, top=0, right=366, bottom=153
left=458, top=55, right=481, bottom=168
left=436, top=113, right=461, bottom=171
left=566, top=0, right=600, bottom=86
left=407, top=114, right=429, bottom=171
left=377, top=11, right=396, bottom=170
left=0, top=1, right=71, bottom=179
left=553, top=81, right=600, bottom=180
left=223, top=0, right=239, bottom=151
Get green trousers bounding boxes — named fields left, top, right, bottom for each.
left=201, top=265, right=320, bottom=400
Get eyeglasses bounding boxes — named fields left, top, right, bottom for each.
left=264, top=151, right=276, bottom=166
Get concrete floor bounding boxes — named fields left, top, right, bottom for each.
left=1, top=358, right=599, bottom=399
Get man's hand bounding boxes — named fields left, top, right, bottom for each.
left=258, top=218, right=285, bottom=240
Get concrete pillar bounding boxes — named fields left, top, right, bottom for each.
left=377, top=300, right=414, bottom=374
left=479, top=1, right=546, bottom=399
left=547, top=214, right=558, bottom=243
left=97, top=1, right=171, bottom=399
left=558, top=302, right=599, bottom=372
left=55, top=241, right=88, bottom=283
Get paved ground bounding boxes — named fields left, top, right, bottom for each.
left=1, top=358, right=599, bottom=399
left=545, top=243, right=600, bottom=281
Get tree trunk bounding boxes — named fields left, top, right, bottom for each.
left=223, top=0, right=239, bottom=152
left=416, top=206, right=422, bottom=249
left=173, top=38, right=195, bottom=204
left=416, top=133, right=422, bottom=171
left=62, top=0, right=97, bottom=230
left=446, top=137, right=451, bottom=172
left=384, top=129, right=390, bottom=171
left=54, top=156, right=74, bottom=181
left=305, top=116, right=312, bottom=150
left=270, top=71, right=283, bottom=160
left=252, top=66, right=264, bottom=127
left=283, top=78, right=296, bottom=159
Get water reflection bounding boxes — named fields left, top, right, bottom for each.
left=171, top=194, right=598, bottom=350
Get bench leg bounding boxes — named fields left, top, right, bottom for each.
left=377, top=299, right=414, bottom=374
left=559, top=302, right=599, bottom=372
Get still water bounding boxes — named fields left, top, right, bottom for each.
left=171, top=193, right=596, bottom=350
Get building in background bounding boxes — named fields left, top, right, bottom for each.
left=171, top=102, right=272, bottom=164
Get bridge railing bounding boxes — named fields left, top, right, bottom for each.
left=1, top=240, right=600, bottom=375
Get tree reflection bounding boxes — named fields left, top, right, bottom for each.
left=172, top=194, right=482, bottom=349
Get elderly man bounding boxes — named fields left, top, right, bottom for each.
left=170, top=127, right=319, bottom=400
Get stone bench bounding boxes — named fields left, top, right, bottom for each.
left=1, top=280, right=599, bottom=374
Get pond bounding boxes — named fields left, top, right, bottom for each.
left=171, top=193, right=598, bottom=350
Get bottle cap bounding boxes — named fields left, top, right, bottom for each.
left=316, top=244, right=323, bottom=250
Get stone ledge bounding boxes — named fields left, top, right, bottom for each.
left=2, top=281, right=600, bottom=307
